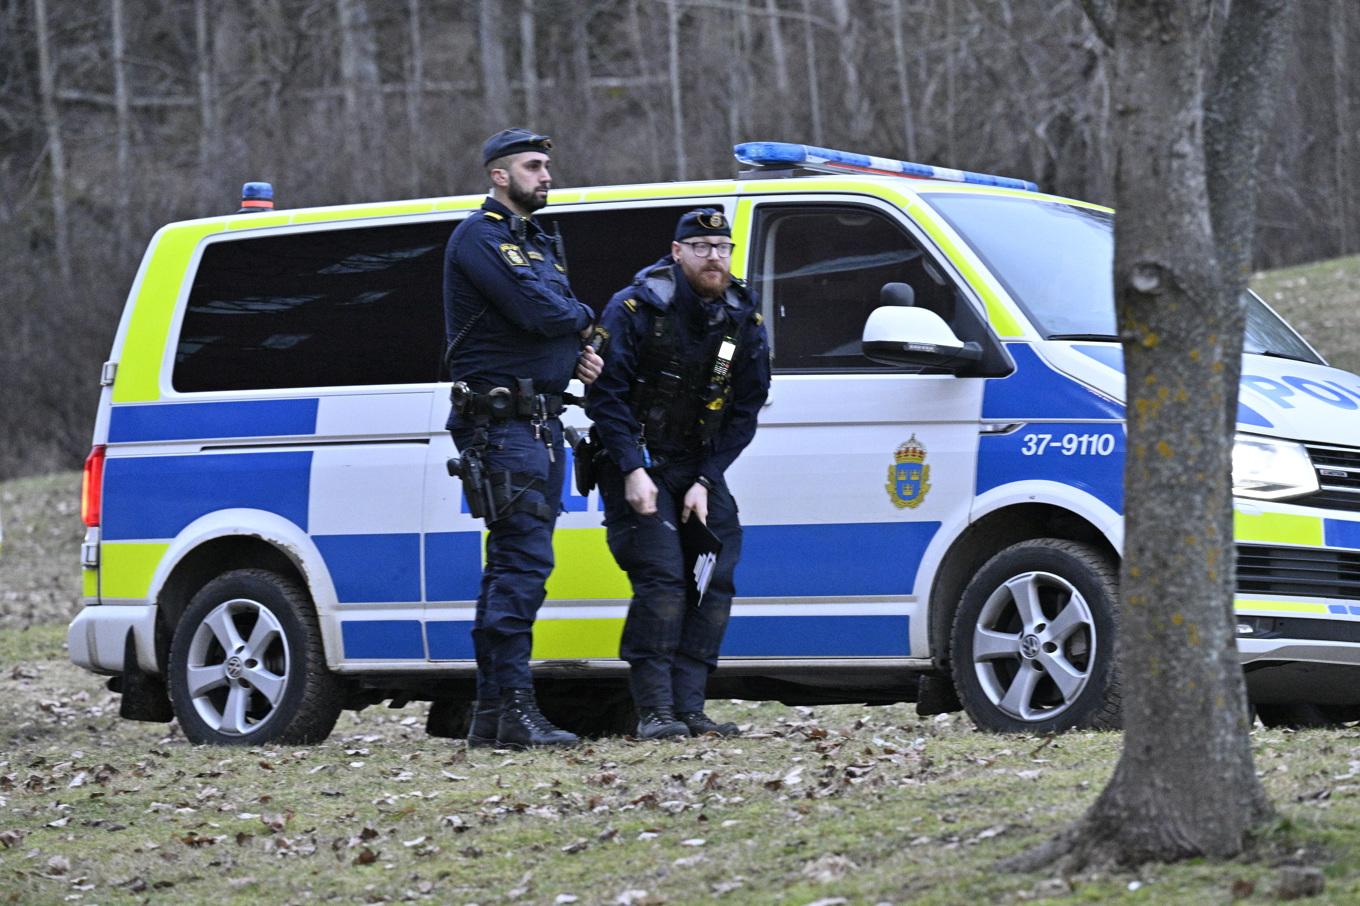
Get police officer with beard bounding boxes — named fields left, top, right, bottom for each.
left=585, top=209, right=770, bottom=739
left=444, top=128, right=603, bottom=749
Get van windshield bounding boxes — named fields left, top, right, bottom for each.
left=924, top=193, right=1322, bottom=364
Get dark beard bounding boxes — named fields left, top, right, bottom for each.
left=508, top=179, right=547, bottom=213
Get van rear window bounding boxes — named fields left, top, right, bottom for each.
left=174, top=222, right=450, bottom=392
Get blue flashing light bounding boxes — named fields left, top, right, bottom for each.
left=734, top=141, right=1039, bottom=193
left=241, top=181, right=274, bottom=201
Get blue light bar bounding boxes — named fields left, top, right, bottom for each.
left=734, top=141, right=1039, bottom=193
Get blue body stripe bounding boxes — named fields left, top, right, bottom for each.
left=410, top=614, right=911, bottom=662
left=101, top=451, right=312, bottom=540
left=314, top=533, right=422, bottom=603
left=108, top=398, right=318, bottom=443
left=1324, top=520, right=1360, bottom=550
left=721, top=614, right=909, bottom=657
left=425, top=621, right=478, bottom=660
left=976, top=425, right=1124, bottom=513
left=1072, top=343, right=1274, bottom=428
left=737, top=522, right=940, bottom=597
left=425, top=532, right=484, bottom=601
left=984, top=345, right=1123, bottom=421
left=341, top=620, right=425, bottom=659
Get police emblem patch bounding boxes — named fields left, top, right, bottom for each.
left=885, top=434, right=931, bottom=509
left=499, top=243, right=529, bottom=267
left=698, top=212, right=727, bottom=231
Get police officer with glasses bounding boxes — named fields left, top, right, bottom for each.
left=585, top=208, right=771, bottom=739
left=444, top=128, right=603, bottom=749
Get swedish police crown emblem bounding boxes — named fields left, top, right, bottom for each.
left=698, top=212, right=727, bottom=231
left=886, top=434, right=931, bottom=509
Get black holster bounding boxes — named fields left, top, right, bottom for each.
left=570, top=426, right=601, bottom=495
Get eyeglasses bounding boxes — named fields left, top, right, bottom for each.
left=679, top=240, right=735, bottom=258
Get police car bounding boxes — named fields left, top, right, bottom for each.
left=67, top=141, right=1360, bottom=744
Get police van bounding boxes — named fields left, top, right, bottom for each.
left=68, top=141, right=1360, bottom=744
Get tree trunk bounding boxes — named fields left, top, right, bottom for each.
left=628, top=0, right=663, bottom=178
left=337, top=0, right=384, bottom=193
left=764, top=0, right=789, bottom=98
left=111, top=0, right=131, bottom=253
left=32, top=0, right=71, bottom=285
left=406, top=0, right=424, bottom=196
left=890, top=0, right=918, bottom=159
left=1330, top=2, right=1352, bottom=255
left=195, top=0, right=218, bottom=210
left=1008, top=0, right=1291, bottom=873
left=478, top=0, right=509, bottom=136
left=667, top=0, right=686, bottom=179
left=829, top=0, right=870, bottom=143
left=519, top=0, right=539, bottom=127
left=801, top=0, right=823, bottom=145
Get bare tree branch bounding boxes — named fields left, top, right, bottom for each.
left=1076, top=0, right=1114, bottom=48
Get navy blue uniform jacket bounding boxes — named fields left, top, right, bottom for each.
left=443, top=197, right=594, bottom=405
left=586, top=257, right=770, bottom=484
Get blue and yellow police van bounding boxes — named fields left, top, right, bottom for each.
left=67, top=142, right=1360, bottom=743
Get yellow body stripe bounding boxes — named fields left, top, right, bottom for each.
left=901, top=197, right=1025, bottom=337
left=100, top=542, right=169, bottom=600
left=544, top=528, right=633, bottom=600
left=1234, top=598, right=1330, bottom=615
left=729, top=198, right=755, bottom=281
left=580, top=181, right=738, bottom=203
left=113, top=223, right=225, bottom=403
left=1233, top=510, right=1324, bottom=547
left=82, top=568, right=98, bottom=598
left=531, top=618, right=626, bottom=659
left=226, top=213, right=291, bottom=231
left=290, top=201, right=435, bottom=224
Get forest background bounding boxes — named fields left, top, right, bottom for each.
left=1, top=0, right=1357, bottom=479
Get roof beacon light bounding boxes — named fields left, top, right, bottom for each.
left=237, top=181, right=275, bottom=214
left=734, top=141, right=1039, bottom=193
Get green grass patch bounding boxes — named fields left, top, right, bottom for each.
left=1251, top=253, right=1360, bottom=373
left=5, top=629, right=1360, bottom=904
left=0, top=471, right=83, bottom=630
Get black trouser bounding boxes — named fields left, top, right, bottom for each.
left=599, top=459, right=742, bottom=713
left=449, top=414, right=564, bottom=702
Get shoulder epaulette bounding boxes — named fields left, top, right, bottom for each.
left=484, top=211, right=504, bottom=221
left=623, top=298, right=637, bottom=313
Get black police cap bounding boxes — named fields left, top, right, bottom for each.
left=674, top=208, right=731, bottom=241
left=483, top=128, right=553, bottom=166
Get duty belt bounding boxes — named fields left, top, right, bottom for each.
left=449, top=379, right=577, bottom=421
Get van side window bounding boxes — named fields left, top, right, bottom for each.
left=538, top=204, right=701, bottom=312
left=751, top=204, right=960, bottom=372
left=175, top=222, right=451, bottom=392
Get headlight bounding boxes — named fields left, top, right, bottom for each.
left=1232, top=434, right=1318, bottom=500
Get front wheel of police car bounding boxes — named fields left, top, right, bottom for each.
left=950, top=539, right=1121, bottom=733
left=168, top=569, right=344, bottom=745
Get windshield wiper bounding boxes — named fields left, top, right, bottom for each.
left=1047, top=333, right=1119, bottom=341
left=1245, top=348, right=1318, bottom=364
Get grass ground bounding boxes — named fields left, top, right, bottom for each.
left=1, top=256, right=1359, bottom=904
left=1250, top=253, right=1360, bottom=373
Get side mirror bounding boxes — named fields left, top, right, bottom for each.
left=861, top=305, right=982, bottom=371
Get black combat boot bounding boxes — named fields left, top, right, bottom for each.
left=677, top=711, right=740, bottom=737
left=636, top=707, right=689, bottom=739
left=496, top=688, right=579, bottom=749
left=466, top=699, right=500, bottom=749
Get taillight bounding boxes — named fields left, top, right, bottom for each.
left=82, top=445, right=105, bottom=527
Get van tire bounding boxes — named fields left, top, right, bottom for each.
left=168, top=569, right=344, bottom=745
left=950, top=539, right=1120, bottom=733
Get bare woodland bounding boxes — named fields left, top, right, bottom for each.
left=0, top=0, right=1356, bottom=478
